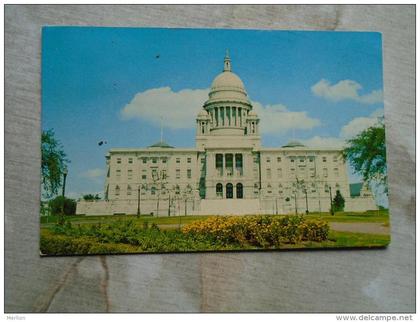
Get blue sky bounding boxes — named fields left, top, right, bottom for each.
left=42, top=27, right=384, bottom=201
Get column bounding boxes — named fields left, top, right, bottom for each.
left=223, top=153, right=225, bottom=175
left=233, top=154, right=236, bottom=176
left=222, top=107, right=225, bottom=126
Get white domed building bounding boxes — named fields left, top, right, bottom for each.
left=77, top=53, right=377, bottom=216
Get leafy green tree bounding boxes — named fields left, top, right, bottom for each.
left=333, top=190, right=345, bottom=212
left=41, top=129, right=69, bottom=198
left=83, top=194, right=101, bottom=201
left=48, top=196, right=76, bottom=216
left=343, top=122, right=387, bottom=192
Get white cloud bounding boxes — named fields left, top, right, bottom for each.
left=301, top=108, right=384, bottom=149
left=252, top=102, right=321, bottom=134
left=120, top=87, right=321, bottom=136
left=80, top=168, right=105, bottom=179
left=311, top=79, right=383, bottom=104
left=300, top=136, right=345, bottom=149
left=121, top=87, right=208, bottom=129
left=340, top=108, right=384, bottom=139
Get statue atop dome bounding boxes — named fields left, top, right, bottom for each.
left=223, top=49, right=231, bottom=72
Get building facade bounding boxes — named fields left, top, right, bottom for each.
left=77, top=53, right=377, bottom=216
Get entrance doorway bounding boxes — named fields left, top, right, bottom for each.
left=236, top=183, right=243, bottom=199
left=226, top=183, right=233, bottom=199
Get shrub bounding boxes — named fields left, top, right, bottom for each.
left=48, top=196, right=77, bottom=216
left=41, top=216, right=330, bottom=255
left=182, top=215, right=329, bottom=247
left=40, top=231, right=139, bottom=255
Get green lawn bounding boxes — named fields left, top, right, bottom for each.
left=41, top=210, right=389, bottom=228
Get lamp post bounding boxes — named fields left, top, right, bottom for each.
left=329, top=186, right=334, bottom=216
left=168, top=191, right=172, bottom=217
left=137, top=185, right=141, bottom=216
left=60, top=167, right=68, bottom=224
left=304, top=188, right=309, bottom=215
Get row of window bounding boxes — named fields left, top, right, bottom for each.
left=263, top=156, right=340, bottom=163
left=114, top=184, right=193, bottom=196
left=115, top=157, right=193, bottom=164
left=114, top=168, right=192, bottom=179
left=264, top=167, right=340, bottom=178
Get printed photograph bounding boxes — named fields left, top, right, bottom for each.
left=40, top=27, right=389, bottom=255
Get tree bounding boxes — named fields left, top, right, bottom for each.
left=333, top=190, right=345, bottom=212
left=343, top=121, right=387, bottom=192
left=83, top=193, right=101, bottom=201
left=41, top=129, right=69, bottom=198
left=48, top=196, right=76, bottom=216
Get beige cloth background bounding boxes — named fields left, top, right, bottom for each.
left=5, top=5, right=415, bottom=312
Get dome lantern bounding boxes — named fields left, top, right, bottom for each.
left=223, top=49, right=231, bottom=72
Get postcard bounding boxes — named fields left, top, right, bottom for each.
left=40, top=27, right=389, bottom=255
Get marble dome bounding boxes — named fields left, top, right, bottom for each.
left=205, top=52, right=250, bottom=106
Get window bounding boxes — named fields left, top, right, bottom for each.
left=236, top=183, right=243, bottom=199
left=117, top=158, right=121, bottom=164
left=176, top=169, right=180, bottom=179
left=324, top=184, right=329, bottom=193
left=277, top=157, right=282, bottom=162
left=310, top=168, right=316, bottom=177
left=266, top=168, right=271, bottom=179
left=277, top=168, right=282, bottom=178
left=187, top=169, right=192, bottom=179
left=225, top=154, right=233, bottom=176
left=116, top=169, right=121, bottom=177
left=115, top=185, right=120, bottom=196
left=322, top=156, right=327, bottom=162
left=290, top=159, right=295, bottom=163
left=151, top=187, right=156, bottom=195
left=142, top=158, right=147, bottom=164
left=127, top=185, right=132, bottom=195
left=162, top=158, right=167, bottom=164
left=226, top=183, right=233, bottom=199
left=235, top=154, right=243, bottom=169
left=333, top=156, right=338, bottom=162
left=309, top=158, right=314, bottom=162
left=334, top=168, right=339, bottom=176
left=152, top=158, right=157, bottom=164
left=323, top=168, right=328, bottom=177
left=175, top=185, right=180, bottom=195
left=216, top=154, right=223, bottom=176
left=266, top=157, right=271, bottom=163
left=216, top=183, right=223, bottom=198
left=187, top=157, right=191, bottom=163
left=142, top=175, right=146, bottom=180
left=201, top=158, right=205, bottom=164
left=152, top=169, right=157, bottom=179
left=128, top=158, right=133, bottom=164
left=176, top=158, right=180, bottom=164
left=299, top=158, right=305, bottom=163
left=127, top=169, right=133, bottom=180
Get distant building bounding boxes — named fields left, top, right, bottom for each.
left=77, top=53, right=377, bottom=216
